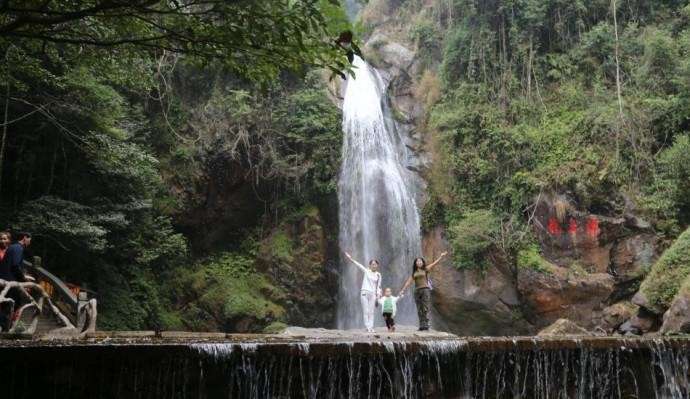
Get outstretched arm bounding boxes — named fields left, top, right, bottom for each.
left=426, top=251, right=448, bottom=271
left=343, top=252, right=367, bottom=273
left=399, top=276, right=413, bottom=296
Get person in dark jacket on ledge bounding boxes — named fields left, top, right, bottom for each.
left=0, top=232, right=33, bottom=282
left=0, top=232, right=34, bottom=331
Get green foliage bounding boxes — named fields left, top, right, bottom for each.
left=640, top=228, right=690, bottom=313
left=421, top=196, right=446, bottom=232
left=426, top=0, right=690, bottom=274
left=275, top=72, right=344, bottom=197
left=0, top=0, right=353, bottom=331
left=517, top=245, right=555, bottom=275
left=447, top=209, right=500, bottom=270
left=97, top=267, right=175, bottom=331
left=0, top=0, right=354, bottom=84
left=13, top=197, right=110, bottom=253
left=263, top=321, right=289, bottom=334
left=170, top=68, right=343, bottom=222
left=84, top=133, right=162, bottom=201
left=166, top=253, right=285, bottom=332
left=269, top=232, right=295, bottom=263
left=643, top=135, right=690, bottom=232
left=409, top=18, right=441, bottom=67
left=637, top=28, right=680, bottom=92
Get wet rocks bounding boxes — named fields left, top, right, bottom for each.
left=518, top=267, right=615, bottom=330
left=365, top=33, right=415, bottom=74
left=661, top=290, right=690, bottom=335
left=611, top=234, right=657, bottom=280
left=423, top=227, right=531, bottom=335
left=538, top=319, right=591, bottom=336
left=532, top=194, right=658, bottom=278
left=617, top=308, right=659, bottom=335
left=632, top=291, right=654, bottom=312
left=600, top=302, right=638, bottom=333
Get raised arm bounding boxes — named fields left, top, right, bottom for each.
left=426, top=251, right=448, bottom=271
left=343, top=252, right=368, bottom=273
left=399, top=276, right=413, bottom=296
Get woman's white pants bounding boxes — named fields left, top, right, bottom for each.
left=360, top=290, right=376, bottom=330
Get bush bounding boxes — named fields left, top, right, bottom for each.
left=167, top=253, right=285, bottom=332
left=517, top=245, right=556, bottom=275
left=263, top=321, right=288, bottom=334
left=643, top=134, right=690, bottom=231
left=447, top=209, right=500, bottom=270
left=640, top=228, right=690, bottom=313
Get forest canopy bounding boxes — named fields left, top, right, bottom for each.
left=0, top=0, right=351, bottom=81
left=0, top=0, right=350, bottom=330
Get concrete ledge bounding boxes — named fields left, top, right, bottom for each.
left=161, top=331, right=227, bottom=339
left=0, top=332, right=32, bottom=340
left=85, top=331, right=156, bottom=339
left=3, top=331, right=690, bottom=355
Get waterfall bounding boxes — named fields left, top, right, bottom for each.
left=7, top=337, right=690, bottom=398
left=337, top=56, right=422, bottom=329
left=342, top=0, right=362, bottom=21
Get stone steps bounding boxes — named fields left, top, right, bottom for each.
left=18, top=307, right=63, bottom=334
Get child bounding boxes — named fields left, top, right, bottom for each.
left=377, top=288, right=403, bottom=332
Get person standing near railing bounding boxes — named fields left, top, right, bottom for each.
left=1, top=232, right=34, bottom=283
left=0, top=232, right=35, bottom=331
left=0, top=231, right=9, bottom=263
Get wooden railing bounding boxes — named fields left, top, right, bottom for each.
left=18, top=258, right=98, bottom=334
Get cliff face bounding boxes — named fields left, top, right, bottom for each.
left=164, top=0, right=688, bottom=335
left=354, top=0, right=683, bottom=336
left=255, top=206, right=340, bottom=328
left=159, top=67, right=344, bottom=332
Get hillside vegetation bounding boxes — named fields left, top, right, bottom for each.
left=394, top=0, right=690, bottom=269
left=0, top=0, right=349, bottom=331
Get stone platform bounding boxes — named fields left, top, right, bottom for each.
left=2, top=327, right=690, bottom=397
left=2, top=326, right=689, bottom=353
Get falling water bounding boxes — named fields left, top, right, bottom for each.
left=337, top=56, right=422, bottom=329
left=342, top=0, right=362, bottom=20
left=5, top=338, right=690, bottom=398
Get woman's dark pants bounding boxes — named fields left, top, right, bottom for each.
left=415, top=287, right=431, bottom=329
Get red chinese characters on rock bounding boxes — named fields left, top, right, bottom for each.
left=586, top=217, right=600, bottom=239
left=568, top=218, right=578, bottom=235
left=547, top=217, right=563, bottom=235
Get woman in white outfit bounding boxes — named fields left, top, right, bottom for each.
left=344, top=252, right=382, bottom=332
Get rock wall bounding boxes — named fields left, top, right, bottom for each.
left=256, top=206, right=340, bottom=328
left=519, top=194, right=659, bottom=332
left=423, top=227, right=531, bottom=335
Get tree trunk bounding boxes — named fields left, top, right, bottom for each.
left=612, top=0, right=624, bottom=120
left=611, top=0, right=625, bottom=159
left=0, top=79, right=9, bottom=194
left=527, top=37, right=533, bottom=99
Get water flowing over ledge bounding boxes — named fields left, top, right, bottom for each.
left=2, top=331, right=690, bottom=398
left=338, top=56, right=422, bottom=328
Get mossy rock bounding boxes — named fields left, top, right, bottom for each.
left=263, top=321, right=288, bottom=334
left=639, top=228, right=690, bottom=314
left=517, top=245, right=557, bottom=275
left=171, top=253, right=286, bottom=332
